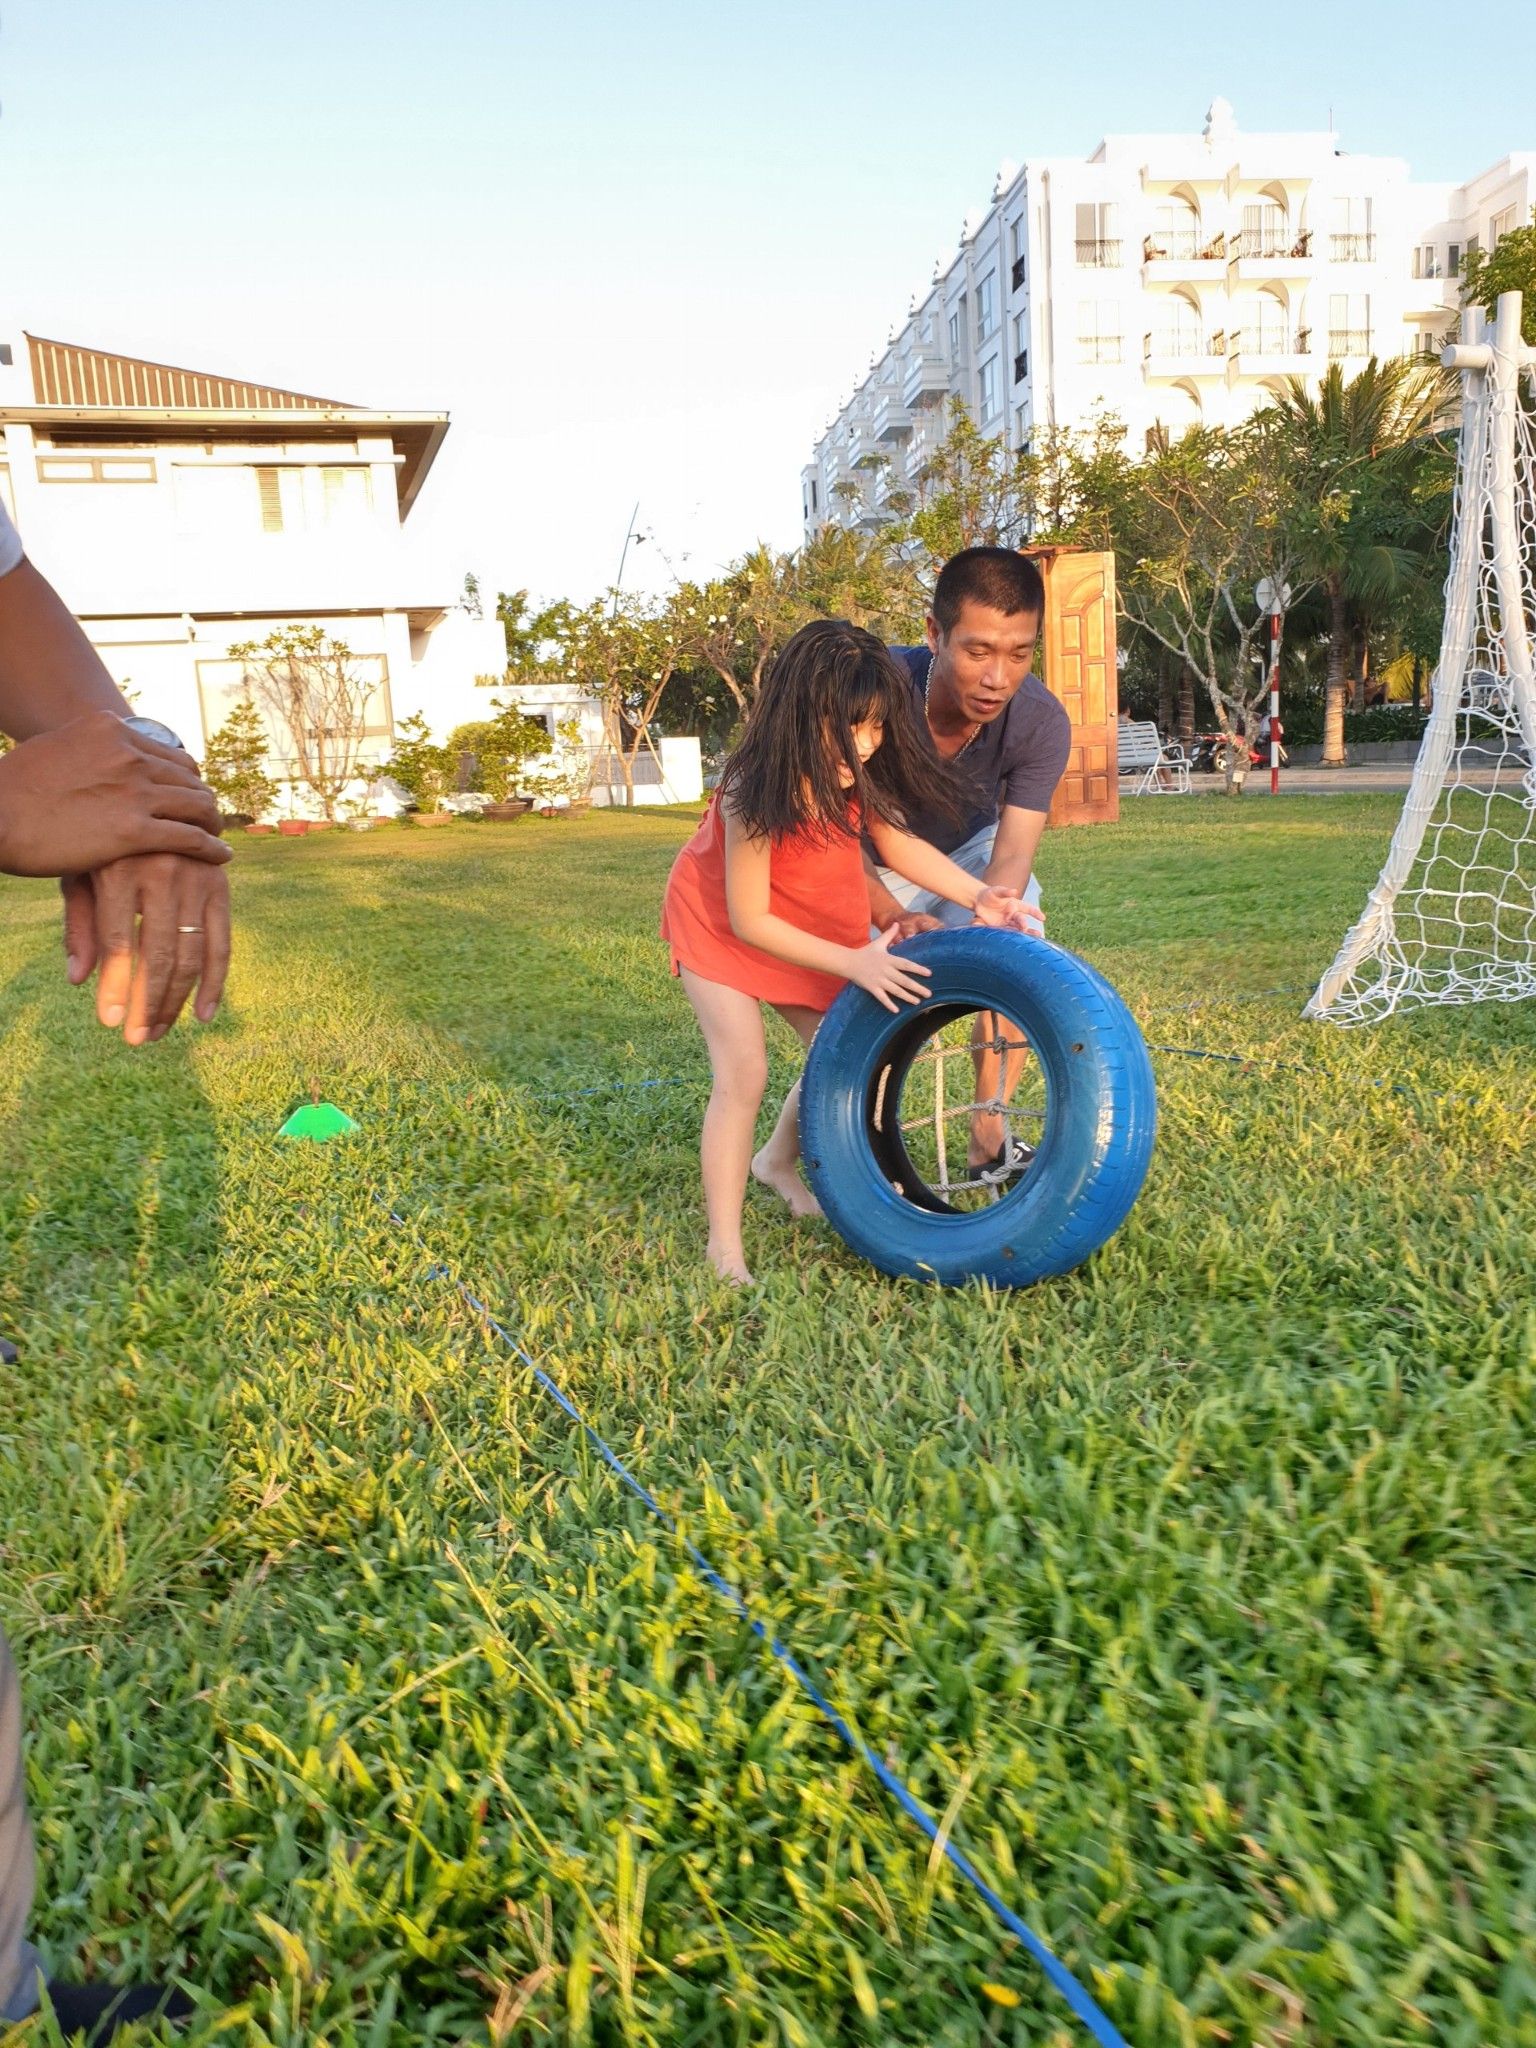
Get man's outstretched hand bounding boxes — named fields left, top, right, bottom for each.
left=62, top=856, right=232, bottom=1044
left=0, top=711, right=230, bottom=876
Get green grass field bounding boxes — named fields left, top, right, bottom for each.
left=2, top=799, right=1534, bottom=2048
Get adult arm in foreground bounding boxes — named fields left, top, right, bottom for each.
left=0, top=518, right=231, bottom=1042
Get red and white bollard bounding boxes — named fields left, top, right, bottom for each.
left=1269, top=606, right=1282, bottom=796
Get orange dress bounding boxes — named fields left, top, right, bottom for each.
left=661, top=795, right=869, bottom=1012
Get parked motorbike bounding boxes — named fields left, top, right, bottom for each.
left=1190, top=731, right=1289, bottom=775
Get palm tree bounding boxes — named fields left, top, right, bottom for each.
left=1263, top=358, right=1453, bottom=764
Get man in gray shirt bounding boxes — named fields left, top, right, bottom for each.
left=866, top=548, right=1071, bottom=1181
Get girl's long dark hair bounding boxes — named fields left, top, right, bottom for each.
left=718, top=620, right=966, bottom=839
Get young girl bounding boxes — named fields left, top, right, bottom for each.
left=662, top=619, right=1035, bottom=1284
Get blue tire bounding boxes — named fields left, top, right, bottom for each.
left=799, top=930, right=1156, bottom=1288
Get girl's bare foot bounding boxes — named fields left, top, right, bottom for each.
left=750, top=1148, right=823, bottom=1219
left=707, top=1243, right=755, bottom=1286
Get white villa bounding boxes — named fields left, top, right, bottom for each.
left=0, top=327, right=511, bottom=808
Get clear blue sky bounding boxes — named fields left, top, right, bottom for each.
left=2, top=0, right=1530, bottom=608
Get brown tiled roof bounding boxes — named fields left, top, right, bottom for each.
left=26, top=334, right=350, bottom=411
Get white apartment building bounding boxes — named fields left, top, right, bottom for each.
left=0, top=326, right=509, bottom=808
left=803, top=101, right=1533, bottom=537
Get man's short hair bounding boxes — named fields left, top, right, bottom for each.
left=931, top=548, right=1045, bottom=638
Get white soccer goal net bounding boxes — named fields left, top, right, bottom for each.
left=1307, top=291, right=1536, bottom=1026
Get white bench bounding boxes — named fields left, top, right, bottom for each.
left=1118, top=719, right=1191, bottom=795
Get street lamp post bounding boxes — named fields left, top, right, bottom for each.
left=612, top=501, right=645, bottom=617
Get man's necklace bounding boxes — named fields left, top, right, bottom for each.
left=925, top=655, right=982, bottom=753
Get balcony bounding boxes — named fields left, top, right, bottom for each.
left=1329, top=233, right=1377, bottom=264
left=1076, top=238, right=1123, bottom=268
left=872, top=389, right=913, bottom=442
left=1228, top=229, right=1313, bottom=280
left=871, top=462, right=910, bottom=512
left=902, top=351, right=950, bottom=408
left=1227, top=327, right=1313, bottom=381
left=847, top=421, right=880, bottom=468
left=1143, top=330, right=1226, bottom=377
left=1328, top=329, right=1374, bottom=360
left=1142, top=230, right=1227, bottom=280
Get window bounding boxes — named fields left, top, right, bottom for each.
left=1148, top=199, right=1202, bottom=261
left=1412, top=244, right=1442, bottom=280
left=1077, top=299, right=1123, bottom=364
left=1238, top=202, right=1298, bottom=259
left=1010, top=216, right=1027, bottom=289
left=320, top=465, right=372, bottom=524
left=38, top=455, right=156, bottom=483
left=976, top=272, right=996, bottom=342
left=1075, top=201, right=1120, bottom=266
left=255, top=465, right=306, bottom=533
left=978, top=355, right=1000, bottom=425
left=1329, top=293, right=1372, bottom=357
left=1491, top=205, right=1517, bottom=246
left=1448, top=242, right=1463, bottom=277
left=1330, top=196, right=1375, bottom=263
left=196, top=653, right=393, bottom=774
left=1013, top=342, right=1029, bottom=384
left=811, top=479, right=818, bottom=512
left=1014, top=403, right=1030, bottom=450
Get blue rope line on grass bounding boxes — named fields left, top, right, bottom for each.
left=379, top=1198, right=1129, bottom=2048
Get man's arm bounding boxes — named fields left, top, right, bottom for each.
left=0, top=556, right=133, bottom=736
left=982, top=803, right=1049, bottom=897
left=862, top=845, right=909, bottom=931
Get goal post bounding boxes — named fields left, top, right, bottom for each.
left=1306, top=291, right=1536, bottom=1024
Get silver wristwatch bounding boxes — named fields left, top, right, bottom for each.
left=123, top=714, right=186, bottom=751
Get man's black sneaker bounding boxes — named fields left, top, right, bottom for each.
left=973, top=1137, right=1036, bottom=1188
left=42, top=1979, right=196, bottom=2045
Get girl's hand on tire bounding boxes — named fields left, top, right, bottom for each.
left=848, top=927, right=931, bottom=1011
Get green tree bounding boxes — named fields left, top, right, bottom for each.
left=1262, top=357, right=1453, bottom=763
left=674, top=546, right=800, bottom=717
left=496, top=589, right=577, bottom=672
left=1462, top=209, right=1536, bottom=345
left=228, top=624, right=381, bottom=820
left=202, top=693, right=277, bottom=822
left=1068, top=419, right=1314, bottom=784
left=445, top=701, right=555, bottom=800
left=386, top=712, right=451, bottom=808
left=564, top=594, right=684, bottom=806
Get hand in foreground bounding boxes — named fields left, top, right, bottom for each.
left=0, top=712, right=231, bottom=877
left=847, top=926, right=932, bottom=1011
left=61, top=855, right=232, bottom=1044
left=884, top=909, right=944, bottom=940
left=973, top=885, right=1044, bottom=936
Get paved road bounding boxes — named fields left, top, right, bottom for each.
left=1172, top=764, right=1512, bottom=796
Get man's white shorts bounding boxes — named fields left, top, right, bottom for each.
left=875, top=824, right=1043, bottom=930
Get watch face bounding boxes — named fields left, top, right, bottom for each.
left=124, top=715, right=185, bottom=750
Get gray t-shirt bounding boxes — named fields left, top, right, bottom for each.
left=889, top=645, right=1071, bottom=855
